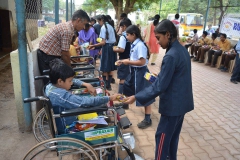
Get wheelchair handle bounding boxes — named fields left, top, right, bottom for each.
left=43, top=69, right=50, bottom=74
left=34, top=75, right=49, bottom=80
left=71, top=62, right=89, bottom=66
left=23, top=96, right=49, bottom=103
left=73, top=65, right=95, bottom=71
left=71, top=55, right=92, bottom=58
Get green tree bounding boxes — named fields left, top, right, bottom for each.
left=42, top=0, right=54, bottom=13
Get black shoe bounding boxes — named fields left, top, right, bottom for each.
left=230, top=80, right=238, bottom=84
left=151, top=63, right=155, bottom=65
left=106, top=86, right=112, bottom=91
left=190, top=55, right=194, bottom=58
left=193, top=58, right=199, bottom=61
left=221, top=68, right=228, bottom=72
left=137, top=119, right=152, bottom=129
left=111, top=78, right=115, bottom=84
left=198, top=60, right=204, bottom=63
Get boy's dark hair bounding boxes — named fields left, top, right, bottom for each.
left=120, top=18, right=132, bottom=27
left=72, top=9, right=90, bottom=22
left=212, top=33, right=217, bottom=39
left=90, top=18, right=96, bottom=23
left=120, top=13, right=127, bottom=18
left=193, top=29, right=198, bottom=33
left=221, top=33, right=227, bottom=38
left=175, top=14, right=180, bottom=19
left=126, top=25, right=150, bottom=59
left=49, top=59, right=75, bottom=84
left=203, top=31, right=208, bottom=36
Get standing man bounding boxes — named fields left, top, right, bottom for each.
left=37, top=9, right=90, bottom=84
left=125, top=19, right=194, bottom=160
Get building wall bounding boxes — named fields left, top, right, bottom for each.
left=0, top=0, right=39, bottom=51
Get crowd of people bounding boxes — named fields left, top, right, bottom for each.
left=179, top=15, right=240, bottom=84
left=36, top=9, right=240, bottom=160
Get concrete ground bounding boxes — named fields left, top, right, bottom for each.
left=0, top=48, right=240, bottom=160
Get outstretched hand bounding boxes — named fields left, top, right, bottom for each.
left=124, top=96, right=136, bottom=104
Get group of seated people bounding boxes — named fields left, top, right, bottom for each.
left=185, top=30, right=236, bottom=72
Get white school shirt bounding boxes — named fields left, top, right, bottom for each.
left=130, top=38, right=148, bottom=67
left=99, top=23, right=116, bottom=44
left=118, top=31, right=127, bottom=49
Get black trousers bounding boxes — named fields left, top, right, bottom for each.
left=231, top=54, right=240, bottom=81
left=37, top=49, right=61, bottom=85
left=207, top=50, right=222, bottom=65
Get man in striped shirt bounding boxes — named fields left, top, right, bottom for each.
left=37, top=9, right=90, bottom=84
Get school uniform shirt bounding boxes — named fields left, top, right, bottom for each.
left=210, top=38, right=219, bottom=47
left=198, top=37, right=211, bottom=45
left=39, top=21, right=74, bottom=56
left=192, top=33, right=199, bottom=43
left=218, top=39, right=231, bottom=52
left=99, top=23, right=116, bottom=44
left=117, top=31, right=130, bottom=59
left=130, top=38, right=148, bottom=67
left=135, top=40, right=194, bottom=116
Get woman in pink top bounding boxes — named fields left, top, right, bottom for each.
left=144, top=14, right=160, bottom=65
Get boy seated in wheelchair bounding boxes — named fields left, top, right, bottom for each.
left=45, top=59, right=120, bottom=134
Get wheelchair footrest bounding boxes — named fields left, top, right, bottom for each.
left=115, top=107, right=125, bottom=116
left=120, top=117, right=132, bottom=129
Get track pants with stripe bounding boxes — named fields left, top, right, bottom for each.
left=155, top=114, right=185, bottom=160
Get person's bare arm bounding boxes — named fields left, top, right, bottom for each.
left=113, top=47, right=124, bottom=53
left=61, top=50, right=71, bottom=66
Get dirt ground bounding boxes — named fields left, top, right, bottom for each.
left=0, top=65, right=35, bottom=160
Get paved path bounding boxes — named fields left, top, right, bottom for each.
left=110, top=49, right=240, bottom=160
left=0, top=48, right=239, bottom=159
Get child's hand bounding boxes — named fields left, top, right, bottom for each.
left=124, top=95, right=136, bottom=104
left=115, top=60, right=122, bottom=66
left=109, top=94, right=122, bottom=101
left=121, top=59, right=130, bottom=65
left=84, top=83, right=96, bottom=96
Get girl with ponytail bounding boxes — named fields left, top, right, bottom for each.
left=116, top=25, right=155, bottom=129
left=89, top=15, right=116, bottom=90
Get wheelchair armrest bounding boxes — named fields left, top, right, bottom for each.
left=71, top=55, right=92, bottom=59
left=79, top=78, right=99, bottom=83
left=24, top=96, right=49, bottom=103
left=34, top=75, right=49, bottom=80
left=43, top=69, right=50, bottom=74
left=71, top=62, right=89, bottom=66
left=73, top=65, right=95, bottom=71
left=60, top=104, right=108, bottom=117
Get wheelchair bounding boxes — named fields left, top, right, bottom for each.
left=23, top=95, right=140, bottom=160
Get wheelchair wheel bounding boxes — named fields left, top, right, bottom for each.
left=23, top=138, right=99, bottom=160
left=32, top=108, right=52, bottom=142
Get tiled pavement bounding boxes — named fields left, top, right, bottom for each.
left=110, top=48, right=240, bottom=160
left=1, top=48, right=240, bottom=159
